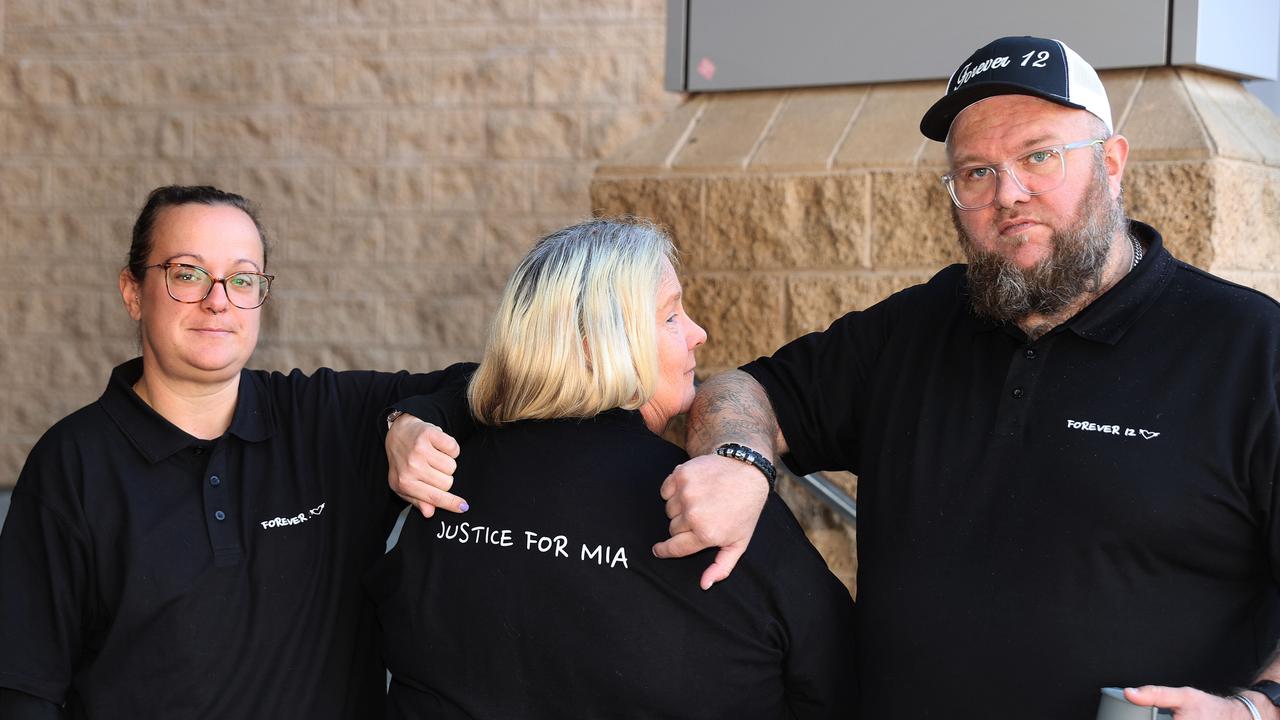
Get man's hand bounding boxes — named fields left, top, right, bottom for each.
left=386, top=414, right=467, bottom=517
left=652, top=454, right=770, bottom=591
left=1124, top=686, right=1275, bottom=719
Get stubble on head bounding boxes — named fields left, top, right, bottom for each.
left=955, top=154, right=1127, bottom=327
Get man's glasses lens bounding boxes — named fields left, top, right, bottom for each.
left=163, top=264, right=271, bottom=309
left=947, top=146, right=1067, bottom=210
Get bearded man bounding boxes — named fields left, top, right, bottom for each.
left=644, top=36, right=1280, bottom=720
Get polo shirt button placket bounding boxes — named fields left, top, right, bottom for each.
left=1024, top=348, right=1037, bottom=360
left=1011, top=387, right=1025, bottom=399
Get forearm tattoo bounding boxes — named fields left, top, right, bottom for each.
left=686, top=370, right=783, bottom=457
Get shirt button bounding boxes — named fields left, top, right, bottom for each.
left=209, top=475, right=221, bottom=487
left=1011, top=387, right=1025, bottom=399
left=1024, top=348, right=1036, bottom=359
left=214, top=510, right=226, bottom=521
left=193, top=447, right=204, bottom=455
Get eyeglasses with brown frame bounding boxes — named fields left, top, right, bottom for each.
left=144, top=263, right=275, bottom=309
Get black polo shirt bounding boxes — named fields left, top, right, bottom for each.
left=744, top=221, right=1280, bottom=720
left=0, top=358, right=469, bottom=719
left=369, top=408, right=857, bottom=719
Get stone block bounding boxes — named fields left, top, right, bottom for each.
left=100, top=112, right=188, bottom=159
left=384, top=297, right=488, bottom=351
left=433, top=164, right=533, bottom=213
left=671, top=93, right=780, bottom=172
left=383, top=215, right=484, bottom=266
left=1123, top=68, right=1212, bottom=163
left=194, top=113, right=288, bottom=160
left=596, top=96, right=704, bottom=174
left=703, top=174, right=869, bottom=271
left=45, top=60, right=147, bottom=106
left=11, top=291, right=105, bottom=338
left=1123, top=161, right=1215, bottom=270
left=5, top=211, right=106, bottom=260
left=681, top=273, right=787, bottom=371
left=487, top=109, right=581, bottom=159
left=633, top=48, right=678, bottom=107
left=1184, top=70, right=1280, bottom=168
left=536, top=0, right=630, bottom=19
left=834, top=81, right=945, bottom=169
left=429, top=109, right=488, bottom=159
left=786, top=273, right=931, bottom=337
left=290, top=110, right=386, bottom=160
left=334, top=165, right=429, bottom=211
left=49, top=164, right=139, bottom=209
left=532, top=51, right=633, bottom=105
left=0, top=60, right=42, bottom=109
left=387, top=26, right=534, bottom=54
left=7, top=0, right=47, bottom=26
left=9, top=389, right=97, bottom=437
left=51, top=0, right=143, bottom=24
left=1206, top=163, right=1280, bottom=272
left=4, top=110, right=98, bottom=156
left=869, top=171, right=964, bottom=270
left=238, top=0, right=334, bottom=17
left=47, top=339, right=134, bottom=388
left=1180, top=70, right=1264, bottom=164
left=281, top=57, right=337, bottom=106
left=147, top=0, right=236, bottom=17
left=435, top=54, right=530, bottom=106
left=285, top=296, right=381, bottom=343
left=135, top=163, right=241, bottom=200
left=632, top=0, right=664, bottom=19
left=338, top=0, right=395, bottom=22
left=433, top=0, right=534, bottom=21
left=142, top=57, right=279, bottom=106
left=533, top=162, right=593, bottom=214
left=483, top=215, right=561, bottom=272
left=752, top=88, right=866, bottom=171
left=334, top=57, right=432, bottom=106
left=278, top=214, right=373, bottom=264
left=1099, top=68, right=1145, bottom=131
left=239, top=165, right=333, bottom=214
left=0, top=164, right=44, bottom=207
left=385, top=110, right=433, bottom=162
left=586, top=107, right=668, bottom=161
left=588, top=177, right=703, bottom=260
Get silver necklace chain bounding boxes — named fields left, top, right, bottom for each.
left=1130, top=235, right=1144, bottom=270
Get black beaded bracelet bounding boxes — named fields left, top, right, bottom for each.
left=715, top=442, right=778, bottom=491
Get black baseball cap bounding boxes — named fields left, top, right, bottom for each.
left=920, top=36, right=1113, bottom=142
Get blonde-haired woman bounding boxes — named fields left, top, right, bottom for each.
left=370, top=218, right=855, bottom=719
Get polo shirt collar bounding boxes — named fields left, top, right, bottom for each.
left=965, top=220, right=1174, bottom=345
left=98, top=358, right=276, bottom=464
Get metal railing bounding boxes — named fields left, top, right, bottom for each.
left=783, top=467, right=857, bottom=526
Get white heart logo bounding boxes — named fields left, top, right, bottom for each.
left=310, top=503, right=326, bottom=516
left=1139, top=430, right=1159, bottom=440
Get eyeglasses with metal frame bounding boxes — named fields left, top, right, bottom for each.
left=144, top=263, right=275, bottom=309
left=940, top=138, right=1106, bottom=211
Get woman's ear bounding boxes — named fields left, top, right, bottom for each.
left=119, top=268, right=143, bottom=322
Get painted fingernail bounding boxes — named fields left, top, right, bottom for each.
left=459, top=502, right=470, bottom=513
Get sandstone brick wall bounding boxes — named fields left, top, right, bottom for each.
left=0, top=0, right=678, bottom=487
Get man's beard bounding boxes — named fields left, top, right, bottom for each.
left=955, top=161, right=1127, bottom=325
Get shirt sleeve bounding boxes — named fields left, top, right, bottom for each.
left=754, top=499, right=858, bottom=718
left=741, top=301, right=894, bottom=476
left=0, top=688, right=64, bottom=719
left=385, top=367, right=477, bottom=443
left=0, top=443, right=93, bottom=706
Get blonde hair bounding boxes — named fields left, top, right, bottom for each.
left=468, top=217, right=676, bottom=426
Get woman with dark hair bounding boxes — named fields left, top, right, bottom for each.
left=371, top=218, right=856, bottom=719
left=0, top=185, right=468, bottom=719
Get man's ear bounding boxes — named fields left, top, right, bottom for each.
left=1104, top=134, right=1129, bottom=199
left=119, top=268, right=142, bottom=322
